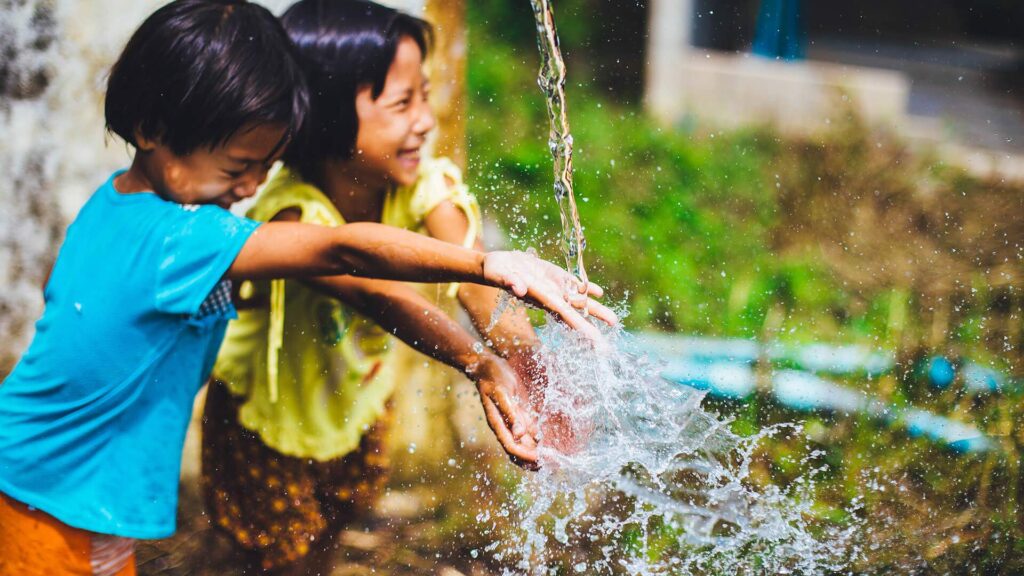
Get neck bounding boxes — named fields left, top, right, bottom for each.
left=315, top=159, right=387, bottom=223
left=115, top=153, right=157, bottom=194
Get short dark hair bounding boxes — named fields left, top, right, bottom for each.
left=105, top=0, right=308, bottom=157
left=280, top=0, right=431, bottom=180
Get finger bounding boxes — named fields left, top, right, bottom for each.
left=548, top=301, right=604, bottom=342
left=585, top=282, right=604, bottom=298
left=584, top=298, right=618, bottom=326
left=490, top=385, right=536, bottom=440
left=509, top=273, right=528, bottom=298
left=567, top=290, right=590, bottom=310
left=482, top=397, right=539, bottom=465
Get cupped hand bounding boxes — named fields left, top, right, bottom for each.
left=472, top=353, right=541, bottom=470
left=482, top=251, right=617, bottom=342
left=507, top=351, right=589, bottom=457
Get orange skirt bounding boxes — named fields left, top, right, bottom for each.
left=0, top=492, right=136, bottom=576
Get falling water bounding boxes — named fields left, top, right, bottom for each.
left=528, top=0, right=588, bottom=291
left=484, top=2, right=864, bottom=572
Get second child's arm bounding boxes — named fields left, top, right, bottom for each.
left=303, top=273, right=539, bottom=467
left=227, top=221, right=613, bottom=340
left=426, top=201, right=592, bottom=455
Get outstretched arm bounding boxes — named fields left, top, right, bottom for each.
left=227, top=220, right=612, bottom=340
left=303, top=273, right=539, bottom=468
left=426, top=201, right=595, bottom=454
left=424, top=200, right=571, bottom=372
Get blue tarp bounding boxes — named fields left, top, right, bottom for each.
left=752, top=0, right=805, bottom=60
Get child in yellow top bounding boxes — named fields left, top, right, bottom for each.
left=201, top=1, right=617, bottom=573
left=211, top=157, right=488, bottom=461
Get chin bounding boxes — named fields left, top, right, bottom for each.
left=393, top=171, right=418, bottom=188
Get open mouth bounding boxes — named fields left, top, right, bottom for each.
left=397, top=147, right=421, bottom=164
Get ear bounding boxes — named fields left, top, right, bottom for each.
left=134, top=128, right=158, bottom=152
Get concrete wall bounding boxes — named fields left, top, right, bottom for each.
left=645, top=0, right=909, bottom=134
left=643, top=0, right=1024, bottom=181
left=647, top=49, right=910, bottom=133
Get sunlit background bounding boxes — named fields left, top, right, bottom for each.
left=1, top=0, right=1022, bottom=573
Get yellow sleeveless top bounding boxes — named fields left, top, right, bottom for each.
left=212, top=158, right=481, bottom=461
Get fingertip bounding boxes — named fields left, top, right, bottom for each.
left=513, top=447, right=540, bottom=468
left=590, top=300, right=619, bottom=325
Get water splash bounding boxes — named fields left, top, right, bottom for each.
left=528, top=0, right=588, bottom=292
left=487, top=318, right=862, bottom=574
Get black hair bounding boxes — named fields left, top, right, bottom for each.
left=105, top=0, right=308, bottom=158
left=280, top=0, right=431, bottom=180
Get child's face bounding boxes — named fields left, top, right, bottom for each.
left=349, top=36, right=436, bottom=188
left=140, top=123, right=287, bottom=208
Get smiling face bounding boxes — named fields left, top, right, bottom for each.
left=133, top=123, right=288, bottom=208
left=346, top=36, right=436, bottom=189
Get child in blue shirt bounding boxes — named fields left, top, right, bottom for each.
left=0, top=1, right=610, bottom=574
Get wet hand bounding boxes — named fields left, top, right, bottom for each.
left=507, top=352, right=588, bottom=457
left=481, top=251, right=617, bottom=342
left=471, top=353, right=541, bottom=470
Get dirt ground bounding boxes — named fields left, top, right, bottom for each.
left=136, top=482, right=499, bottom=576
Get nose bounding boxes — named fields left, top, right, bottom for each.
left=233, top=178, right=259, bottom=199
left=414, top=100, right=436, bottom=136
left=233, top=165, right=270, bottom=199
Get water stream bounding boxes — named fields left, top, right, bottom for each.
left=502, top=2, right=862, bottom=572
left=528, top=0, right=589, bottom=291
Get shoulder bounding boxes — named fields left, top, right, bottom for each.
left=249, top=166, right=338, bottom=225
left=172, top=203, right=258, bottom=235
left=407, top=157, right=473, bottom=213
left=419, top=157, right=464, bottom=190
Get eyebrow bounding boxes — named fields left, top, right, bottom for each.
left=392, top=87, right=414, bottom=98
left=227, top=156, right=262, bottom=164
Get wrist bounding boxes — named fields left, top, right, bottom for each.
left=479, top=251, right=496, bottom=287
left=462, top=348, right=497, bottom=378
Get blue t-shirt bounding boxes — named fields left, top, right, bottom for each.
left=0, top=171, right=260, bottom=538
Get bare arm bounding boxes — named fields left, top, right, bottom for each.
left=425, top=201, right=541, bottom=363
left=228, top=220, right=484, bottom=283
left=303, top=273, right=539, bottom=467
left=227, top=218, right=614, bottom=340
left=256, top=209, right=538, bottom=465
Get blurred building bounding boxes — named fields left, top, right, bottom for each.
left=646, top=0, right=1024, bottom=179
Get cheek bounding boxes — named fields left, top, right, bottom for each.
left=162, top=164, right=193, bottom=194
left=356, top=114, right=409, bottom=156
left=169, top=160, right=226, bottom=199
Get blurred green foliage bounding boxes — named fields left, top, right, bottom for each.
left=465, top=1, right=1024, bottom=573
left=469, top=2, right=851, bottom=340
